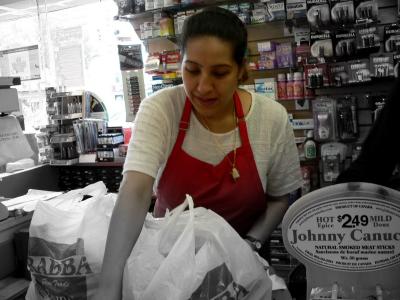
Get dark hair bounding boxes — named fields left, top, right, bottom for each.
left=180, top=7, right=248, bottom=68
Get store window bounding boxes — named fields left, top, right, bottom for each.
left=0, top=0, right=143, bottom=130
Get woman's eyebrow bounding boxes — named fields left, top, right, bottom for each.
left=184, top=60, right=232, bottom=68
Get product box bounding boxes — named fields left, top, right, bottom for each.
left=265, top=0, right=286, bottom=21
left=276, top=42, right=295, bottom=68
left=257, top=41, right=276, bottom=52
left=310, top=31, right=334, bottom=58
left=251, top=4, right=267, bottom=24
left=306, top=0, right=331, bottom=29
left=354, top=0, right=378, bottom=22
left=330, top=62, right=349, bottom=86
left=370, top=53, right=395, bottom=78
left=330, top=0, right=354, bottom=25
left=286, top=0, right=307, bottom=20
left=294, top=26, right=310, bottom=45
left=259, top=51, right=277, bottom=69
left=347, top=59, right=371, bottom=83
left=334, top=29, right=356, bottom=57
left=355, top=25, right=380, bottom=52
left=304, top=63, right=331, bottom=88
left=295, top=43, right=311, bottom=67
left=384, top=24, right=400, bottom=53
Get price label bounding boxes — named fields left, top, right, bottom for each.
left=285, top=198, right=400, bottom=271
left=337, top=214, right=369, bottom=228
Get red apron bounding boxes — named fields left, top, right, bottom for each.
left=155, top=92, right=266, bottom=236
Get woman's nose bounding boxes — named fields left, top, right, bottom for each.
left=196, top=74, right=213, bottom=94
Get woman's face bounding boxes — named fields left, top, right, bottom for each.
left=181, top=36, right=244, bottom=120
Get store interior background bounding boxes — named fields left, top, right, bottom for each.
left=0, top=0, right=399, bottom=298
left=0, top=0, right=144, bottom=131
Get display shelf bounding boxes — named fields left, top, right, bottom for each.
left=50, top=134, right=76, bottom=144
left=50, top=113, right=82, bottom=120
left=115, top=0, right=261, bottom=21
left=49, top=158, right=79, bottom=166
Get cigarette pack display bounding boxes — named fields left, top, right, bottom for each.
left=330, top=0, right=355, bottom=25
left=384, top=23, right=400, bottom=53
left=348, top=59, right=371, bottom=83
left=310, top=31, right=334, bottom=58
left=306, top=0, right=331, bottom=29
left=370, top=53, right=395, bottom=78
left=354, top=0, right=378, bottom=22
left=334, top=29, right=356, bottom=58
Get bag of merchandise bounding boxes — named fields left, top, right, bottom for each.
left=25, top=182, right=116, bottom=300
left=122, top=195, right=272, bottom=300
left=0, top=115, right=34, bottom=166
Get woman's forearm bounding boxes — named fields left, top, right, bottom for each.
left=246, top=194, right=289, bottom=244
left=97, top=172, right=154, bottom=299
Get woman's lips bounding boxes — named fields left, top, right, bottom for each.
left=195, top=96, right=218, bottom=106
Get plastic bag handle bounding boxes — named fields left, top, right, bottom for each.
left=158, top=194, right=194, bottom=256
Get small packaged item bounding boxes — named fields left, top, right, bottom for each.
left=276, top=42, right=295, bottom=68
left=255, top=78, right=277, bottom=101
left=306, top=0, right=331, bottom=29
left=312, top=97, right=336, bottom=142
left=310, top=31, right=334, bottom=58
left=330, top=0, right=355, bottom=26
left=356, top=25, right=380, bottom=52
left=384, top=23, right=400, bottom=53
left=348, top=59, right=371, bottom=83
left=135, top=0, right=145, bottom=13
left=330, top=62, right=349, bottom=86
left=265, top=78, right=278, bottom=101
left=394, top=53, right=400, bottom=78
left=286, top=0, right=307, bottom=20
left=310, top=282, right=355, bottom=299
left=354, top=0, right=378, bottom=22
left=277, top=73, right=287, bottom=100
left=334, top=1, right=356, bottom=25
left=336, top=95, right=358, bottom=141
left=265, top=0, right=286, bottom=21
left=251, top=3, right=267, bottom=24
left=257, top=41, right=276, bottom=52
left=320, top=142, right=348, bottom=182
left=159, top=13, right=175, bottom=37
left=304, top=63, right=331, bottom=88
left=117, top=0, right=134, bottom=15
left=334, top=30, right=356, bottom=57
left=259, top=51, right=277, bottom=69
left=370, top=53, right=395, bottom=78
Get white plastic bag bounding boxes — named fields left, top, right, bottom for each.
left=123, top=195, right=272, bottom=300
left=0, top=115, right=33, bottom=165
left=26, top=182, right=116, bottom=300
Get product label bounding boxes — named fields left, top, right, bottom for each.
left=28, top=237, right=93, bottom=300
left=286, top=198, right=400, bottom=271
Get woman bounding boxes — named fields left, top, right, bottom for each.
left=97, top=7, right=301, bottom=299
